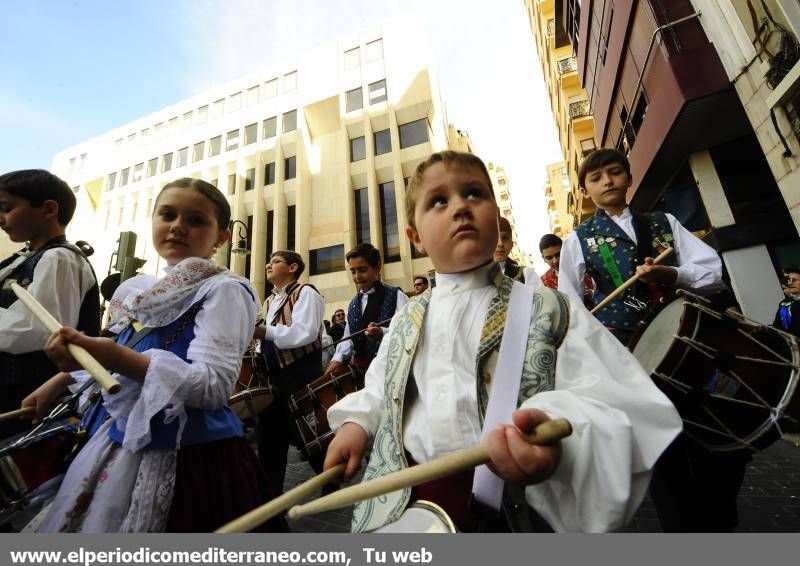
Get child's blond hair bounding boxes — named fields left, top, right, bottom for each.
left=405, top=150, right=494, bottom=229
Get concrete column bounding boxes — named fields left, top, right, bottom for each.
left=251, top=152, right=268, bottom=301
left=364, top=119, right=382, bottom=252
left=229, top=165, right=247, bottom=277
left=389, top=109, right=412, bottom=289
left=342, top=125, right=357, bottom=253
left=273, top=145, right=288, bottom=250
left=689, top=150, right=782, bottom=324
left=296, top=116, right=312, bottom=281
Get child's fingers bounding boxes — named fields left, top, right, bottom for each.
left=344, top=448, right=363, bottom=480
left=485, top=426, right=525, bottom=481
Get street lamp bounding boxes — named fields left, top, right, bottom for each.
left=229, top=219, right=251, bottom=255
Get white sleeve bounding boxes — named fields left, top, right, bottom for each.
left=327, top=319, right=395, bottom=437
left=556, top=232, right=587, bottom=305
left=666, top=214, right=726, bottom=294
left=111, top=279, right=258, bottom=452
left=332, top=317, right=353, bottom=364
left=523, top=266, right=542, bottom=289
left=521, top=299, right=682, bottom=532
left=0, top=249, right=94, bottom=354
left=265, top=287, right=324, bottom=348
left=394, top=289, right=410, bottom=312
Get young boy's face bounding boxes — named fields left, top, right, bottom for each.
left=541, top=244, right=562, bottom=271
left=348, top=256, right=381, bottom=292
left=580, top=161, right=631, bottom=211
left=494, top=231, right=513, bottom=263
left=406, top=162, right=498, bottom=274
left=0, top=191, right=51, bottom=244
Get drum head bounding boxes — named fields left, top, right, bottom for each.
left=229, top=387, right=273, bottom=422
left=632, top=299, right=686, bottom=373
left=370, top=501, right=457, bottom=533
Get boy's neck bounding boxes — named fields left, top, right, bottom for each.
left=28, top=226, right=66, bottom=251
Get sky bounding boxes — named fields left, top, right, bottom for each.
left=0, top=0, right=562, bottom=266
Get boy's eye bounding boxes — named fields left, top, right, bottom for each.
left=430, top=196, right=447, bottom=208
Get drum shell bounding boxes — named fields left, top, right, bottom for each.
left=632, top=298, right=800, bottom=452
left=288, top=368, right=360, bottom=457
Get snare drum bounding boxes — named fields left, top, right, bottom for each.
left=288, top=367, right=361, bottom=457
left=630, top=293, right=800, bottom=451
left=229, top=387, right=274, bottom=427
left=370, top=501, right=457, bottom=533
left=0, top=420, right=78, bottom=524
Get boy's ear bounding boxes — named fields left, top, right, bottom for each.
left=41, top=199, right=60, bottom=221
left=217, top=228, right=231, bottom=247
left=288, top=263, right=299, bottom=274
left=405, top=226, right=425, bottom=254
left=579, top=186, right=590, bottom=198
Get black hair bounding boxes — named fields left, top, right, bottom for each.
left=346, top=242, right=382, bottom=268
left=272, top=250, right=305, bottom=279
left=577, top=148, right=631, bottom=189
left=413, top=275, right=429, bottom=285
left=539, top=233, right=563, bottom=252
left=0, top=169, right=76, bottom=225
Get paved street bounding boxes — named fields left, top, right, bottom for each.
left=282, top=436, right=800, bottom=533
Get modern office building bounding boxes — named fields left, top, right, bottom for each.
left=51, top=20, right=471, bottom=316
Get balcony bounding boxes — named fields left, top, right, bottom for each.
left=546, top=19, right=554, bottom=39
left=569, top=100, right=590, bottom=120
left=557, top=57, right=577, bottom=76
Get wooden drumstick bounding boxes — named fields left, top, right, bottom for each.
left=10, top=282, right=121, bottom=394
left=215, top=464, right=346, bottom=533
left=0, top=406, right=35, bottom=422
left=287, top=418, right=572, bottom=520
left=590, top=247, right=674, bottom=315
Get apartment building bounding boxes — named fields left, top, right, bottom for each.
left=51, top=22, right=471, bottom=315
left=543, top=161, right=572, bottom=238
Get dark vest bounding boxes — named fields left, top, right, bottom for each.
left=346, top=281, right=399, bottom=364
left=574, top=210, right=676, bottom=332
left=774, top=298, right=800, bottom=338
left=503, top=259, right=525, bottom=282
left=0, top=236, right=101, bottom=387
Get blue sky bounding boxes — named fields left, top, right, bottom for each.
left=0, top=0, right=562, bottom=257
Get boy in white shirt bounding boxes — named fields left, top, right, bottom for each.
left=323, top=150, right=682, bottom=532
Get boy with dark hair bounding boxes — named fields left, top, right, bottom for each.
left=253, top=250, right=325, bottom=496
left=0, top=169, right=99, bottom=437
left=538, top=233, right=595, bottom=307
left=494, top=216, right=539, bottom=287
left=325, top=243, right=408, bottom=382
left=558, top=148, right=725, bottom=345
left=559, top=149, right=748, bottom=532
left=774, top=265, right=800, bottom=338
left=324, top=150, right=681, bottom=532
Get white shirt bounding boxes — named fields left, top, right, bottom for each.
left=498, top=261, right=542, bottom=289
left=331, top=286, right=409, bottom=364
left=558, top=207, right=725, bottom=304
left=262, top=282, right=325, bottom=349
left=328, top=263, right=682, bottom=532
left=0, top=247, right=97, bottom=354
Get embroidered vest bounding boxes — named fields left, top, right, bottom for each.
left=574, top=210, right=676, bottom=332
left=350, top=268, right=570, bottom=532
left=0, top=237, right=100, bottom=387
left=346, top=281, right=400, bottom=363
left=263, top=281, right=322, bottom=369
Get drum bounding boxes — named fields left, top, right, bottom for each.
left=229, top=387, right=274, bottom=427
left=288, top=367, right=361, bottom=457
left=0, top=419, right=78, bottom=524
left=630, top=293, right=800, bottom=452
left=370, top=501, right=457, bottom=533
left=236, top=346, right=270, bottom=393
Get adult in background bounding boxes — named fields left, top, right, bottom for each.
left=412, top=275, right=429, bottom=296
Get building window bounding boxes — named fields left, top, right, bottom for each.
left=631, top=95, right=648, bottom=136
left=264, top=78, right=278, bottom=98
left=127, top=133, right=136, bottom=144
left=344, top=47, right=360, bottom=70
left=228, top=92, right=242, bottom=113
left=246, top=85, right=260, bottom=106
left=181, top=111, right=193, bottom=130
left=154, top=123, right=164, bottom=137
left=310, top=245, right=345, bottom=275
left=245, top=168, right=255, bottom=191
left=210, top=178, right=218, bottom=189
left=227, top=173, right=236, bottom=195
left=177, top=147, right=188, bottom=168
left=355, top=187, right=370, bottom=244
left=211, top=98, right=225, bottom=119
left=140, top=128, right=150, bottom=140
left=285, top=156, right=297, bottom=180
left=146, top=157, right=158, bottom=177
left=346, top=88, right=363, bottom=112
left=226, top=129, right=240, bottom=151
left=374, top=129, right=391, bottom=155
left=399, top=119, right=429, bottom=148
left=132, top=163, right=143, bottom=182
left=287, top=205, right=296, bottom=250
left=161, top=153, right=173, bottom=173
left=120, top=168, right=130, bottom=186
left=284, top=71, right=297, bottom=92
left=264, top=162, right=276, bottom=185
left=350, top=136, right=366, bottom=162
left=266, top=210, right=274, bottom=267
left=192, top=142, right=205, bottom=163
left=368, top=80, right=387, bottom=104
left=106, top=172, right=117, bottom=191
left=196, top=105, right=208, bottom=124
left=283, top=110, right=297, bottom=133
left=209, top=136, right=222, bottom=157
left=167, top=117, right=177, bottom=133
left=263, top=116, right=277, bottom=139
left=244, top=122, right=257, bottom=145
left=379, top=181, right=400, bottom=262
left=366, top=38, right=383, bottom=62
